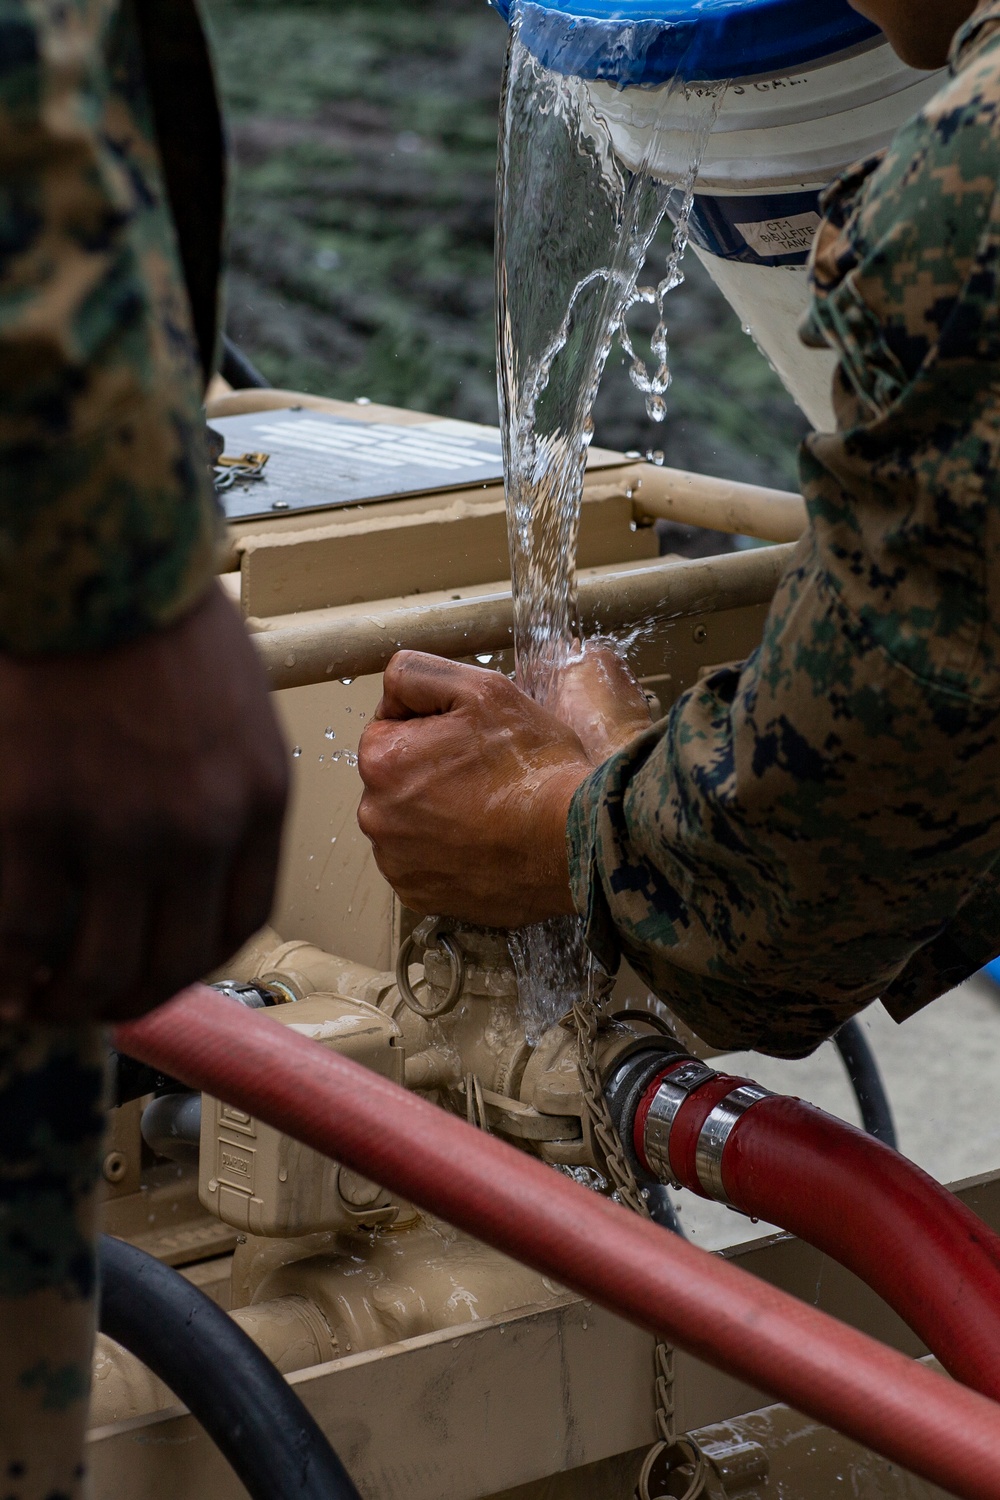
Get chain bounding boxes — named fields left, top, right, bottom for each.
left=571, top=974, right=677, bottom=1498
left=571, top=991, right=648, bottom=1215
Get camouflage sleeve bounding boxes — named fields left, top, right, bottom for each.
left=567, top=15, right=1000, bottom=1058
left=0, top=0, right=220, bottom=655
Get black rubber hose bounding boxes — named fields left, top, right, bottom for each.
left=643, top=1183, right=686, bottom=1237
left=833, top=1018, right=898, bottom=1150
left=98, top=1235, right=363, bottom=1500
left=108, top=1049, right=184, bottom=1107
left=221, top=332, right=269, bottom=389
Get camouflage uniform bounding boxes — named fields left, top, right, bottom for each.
left=568, top=1, right=1000, bottom=1060
left=0, top=0, right=222, bottom=1490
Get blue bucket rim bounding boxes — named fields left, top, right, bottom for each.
left=494, top=0, right=882, bottom=86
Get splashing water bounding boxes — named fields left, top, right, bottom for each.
left=496, top=18, right=725, bottom=1035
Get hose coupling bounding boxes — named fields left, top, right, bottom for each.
left=620, top=1054, right=773, bottom=1207
left=644, top=1060, right=718, bottom=1188
left=695, top=1083, right=772, bottom=1206
left=603, top=1042, right=691, bottom=1183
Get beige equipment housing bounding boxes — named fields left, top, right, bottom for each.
left=91, top=388, right=961, bottom=1500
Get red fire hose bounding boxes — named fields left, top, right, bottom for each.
left=633, top=1063, right=1000, bottom=1400
left=117, top=987, right=1000, bottom=1500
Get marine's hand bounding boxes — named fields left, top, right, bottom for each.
left=0, top=584, right=289, bottom=1023
left=357, top=651, right=592, bottom=927
left=548, top=644, right=653, bottom=763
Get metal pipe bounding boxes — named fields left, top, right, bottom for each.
left=250, top=543, right=795, bottom=691
left=140, top=1092, right=201, bottom=1163
left=91, top=1294, right=337, bottom=1427
left=630, top=464, right=807, bottom=542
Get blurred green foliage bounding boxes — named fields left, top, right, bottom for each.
left=205, top=0, right=808, bottom=488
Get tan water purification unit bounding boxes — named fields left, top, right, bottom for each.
left=90, top=388, right=966, bottom=1500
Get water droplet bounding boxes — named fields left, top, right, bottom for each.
left=340, top=677, right=354, bottom=686
left=476, top=653, right=494, bottom=665
left=325, top=726, right=336, bottom=740
left=292, top=745, right=302, bottom=758
left=284, top=653, right=296, bottom=668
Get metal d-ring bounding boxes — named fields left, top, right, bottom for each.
left=396, top=925, right=466, bottom=1019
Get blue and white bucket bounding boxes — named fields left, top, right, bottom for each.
left=494, top=0, right=945, bottom=429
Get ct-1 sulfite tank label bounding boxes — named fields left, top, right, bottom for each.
left=733, top=210, right=822, bottom=260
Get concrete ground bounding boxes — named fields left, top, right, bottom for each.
left=669, top=972, right=1000, bottom=1250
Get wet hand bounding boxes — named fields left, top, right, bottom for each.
left=357, top=651, right=593, bottom=927
left=0, top=584, right=289, bottom=1023
left=548, top=643, right=653, bottom=764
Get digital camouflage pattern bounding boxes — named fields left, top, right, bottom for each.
left=0, top=0, right=221, bottom=655
left=568, top=0, right=1000, bottom=1058
left=0, top=0, right=223, bottom=1491
left=0, top=1026, right=105, bottom=1500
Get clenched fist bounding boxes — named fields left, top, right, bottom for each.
left=357, top=645, right=652, bottom=928
left=0, top=584, right=289, bottom=1022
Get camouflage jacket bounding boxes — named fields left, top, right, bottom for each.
left=0, top=0, right=224, bottom=653
left=568, top=2, right=1000, bottom=1057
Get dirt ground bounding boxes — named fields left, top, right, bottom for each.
left=204, top=0, right=809, bottom=493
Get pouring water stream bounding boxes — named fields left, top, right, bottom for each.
left=496, top=16, right=726, bottom=1035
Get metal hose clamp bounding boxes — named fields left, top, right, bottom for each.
left=644, top=1060, right=716, bottom=1187
left=395, top=921, right=466, bottom=1020
left=695, top=1083, right=772, bottom=1207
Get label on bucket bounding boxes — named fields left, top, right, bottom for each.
left=734, top=210, right=822, bottom=260
left=688, top=188, right=822, bottom=266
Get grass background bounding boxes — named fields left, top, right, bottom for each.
left=204, top=0, right=809, bottom=492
